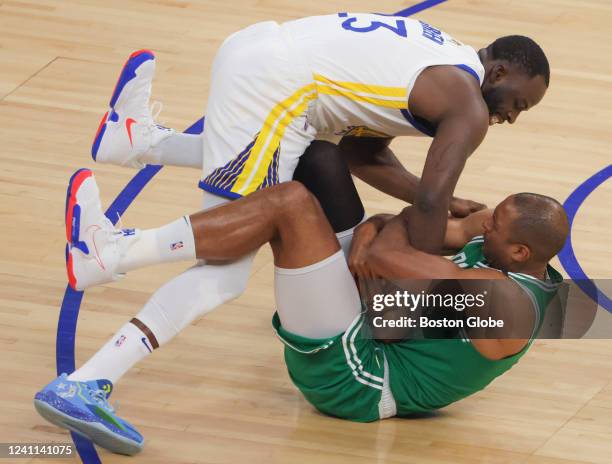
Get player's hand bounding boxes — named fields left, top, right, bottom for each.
left=348, top=222, right=379, bottom=280
left=449, top=196, right=487, bottom=218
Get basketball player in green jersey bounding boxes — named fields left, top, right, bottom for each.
left=35, top=170, right=568, bottom=452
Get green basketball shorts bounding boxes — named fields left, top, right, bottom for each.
left=272, top=312, right=397, bottom=422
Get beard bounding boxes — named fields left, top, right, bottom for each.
left=482, top=86, right=504, bottom=116
left=482, top=240, right=500, bottom=269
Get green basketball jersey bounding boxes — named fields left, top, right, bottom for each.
left=384, top=236, right=563, bottom=416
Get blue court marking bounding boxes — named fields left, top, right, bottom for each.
left=557, top=164, right=612, bottom=313
left=56, top=120, right=202, bottom=463
left=54, top=2, right=445, bottom=462
left=395, top=0, right=448, bottom=17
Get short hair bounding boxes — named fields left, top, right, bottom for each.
left=508, top=193, right=569, bottom=261
left=489, top=35, right=550, bottom=87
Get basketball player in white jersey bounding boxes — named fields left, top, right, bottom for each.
left=36, top=13, right=550, bottom=453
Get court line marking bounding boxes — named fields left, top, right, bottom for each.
left=1, top=56, right=59, bottom=101
left=54, top=2, right=457, bottom=462
left=57, top=121, right=202, bottom=464
left=557, top=164, right=612, bottom=312
left=395, top=0, right=448, bottom=17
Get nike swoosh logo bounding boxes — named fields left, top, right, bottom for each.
left=90, top=405, right=127, bottom=432
left=141, top=337, right=152, bottom=353
left=125, top=118, right=136, bottom=147
left=88, top=225, right=106, bottom=271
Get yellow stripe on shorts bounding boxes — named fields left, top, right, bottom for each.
left=231, top=83, right=317, bottom=196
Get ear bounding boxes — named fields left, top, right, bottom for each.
left=488, top=63, right=508, bottom=84
left=511, top=244, right=531, bottom=263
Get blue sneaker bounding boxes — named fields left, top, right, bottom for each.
left=34, top=374, right=144, bottom=455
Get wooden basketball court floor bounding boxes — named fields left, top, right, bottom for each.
left=1, top=0, right=611, bottom=462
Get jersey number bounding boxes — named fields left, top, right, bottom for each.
left=338, top=13, right=407, bottom=38
left=452, top=252, right=469, bottom=268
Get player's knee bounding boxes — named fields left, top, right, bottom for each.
left=269, top=182, right=321, bottom=227
left=280, top=181, right=320, bottom=214
left=263, top=182, right=322, bottom=232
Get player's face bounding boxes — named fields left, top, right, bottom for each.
left=481, top=198, right=520, bottom=271
left=482, top=68, right=547, bottom=126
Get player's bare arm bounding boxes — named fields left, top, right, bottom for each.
left=347, top=213, right=394, bottom=280
left=338, top=136, right=419, bottom=203
left=444, top=208, right=493, bottom=251
left=366, top=215, right=498, bottom=280
left=339, top=135, right=486, bottom=217
left=365, top=215, right=533, bottom=359
left=403, top=66, right=489, bottom=253
left=465, top=278, right=534, bottom=360
left=349, top=207, right=491, bottom=277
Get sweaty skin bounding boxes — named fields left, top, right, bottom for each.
left=338, top=136, right=486, bottom=218
left=357, top=199, right=555, bottom=360
left=340, top=57, right=548, bottom=255
left=181, top=182, right=552, bottom=362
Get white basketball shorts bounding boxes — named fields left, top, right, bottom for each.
left=198, top=21, right=318, bottom=199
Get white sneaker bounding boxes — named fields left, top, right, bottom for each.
left=65, top=169, right=123, bottom=291
left=91, top=49, right=174, bottom=169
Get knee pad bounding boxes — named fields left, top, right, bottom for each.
left=294, top=141, right=364, bottom=232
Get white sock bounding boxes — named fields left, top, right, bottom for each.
left=149, top=132, right=203, bottom=168
left=117, top=216, right=196, bottom=274
left=68, top=322, right=152, bottom=384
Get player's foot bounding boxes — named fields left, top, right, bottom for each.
left=91, top=49, right=174, bottom=169
left=65, top=169, right=123, bottom=291
left=34, top=374, right=144, bottom=455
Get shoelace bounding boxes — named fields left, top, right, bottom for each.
left=136, top=100, right=170, bottom=155
left=150, top=100, right=163, bottom=125
left=115, top=212, right=124, bottom=230
left=98, top=215, right=122, bottom=245
left=150, top=100, right=173, bottom=131
left=88, top=388, right=115, bottom=413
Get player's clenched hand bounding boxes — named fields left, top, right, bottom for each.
left=348, top=221, right=379, bottom=280
left=450, top=196, right=487, bottom=218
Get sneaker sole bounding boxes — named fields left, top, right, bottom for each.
left=91, top=49, right=155, bottom=160
left=34, top=399, right=143, bottom=456
left=65, top=168, right=93, bottom=290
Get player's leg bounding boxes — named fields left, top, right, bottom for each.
left=294, top=140, right=366, bottom=258
left=71, top=18, right=321, bottom=289
left=89, top=43, right=366, bottom=257
left=34, top=22, right=322, bottom=454
left=69, top=250, right=256, bottom=384
left=264, top=183, right=393, bottom=421
left=269, top=189, right=390, bottom=422
left=58, top=16, right=325, bottom=393
left=63, top=178, right=339, bottom=383
left=95, top=23, right=297, bottom=172
left=274, top=239, right=362, bottom=339
left=66, top=169, right=337, bottom=290
left=35, top=185, right=257, bottom=456
left=91, top=49, right=203, bottom=169
left=35, top=180, right=336, bottom=454
left=60, top=141, right=362, bottom=380
left=191, top=182, right=339, bottom=267
left=272, top=255, right=393, bottom=422
left=61, top=139, right=362, bottom=390
left=171, top=180, right=358, bottom=337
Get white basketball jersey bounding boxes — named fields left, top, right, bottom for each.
left=282, top=13, right=485, bottom=138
